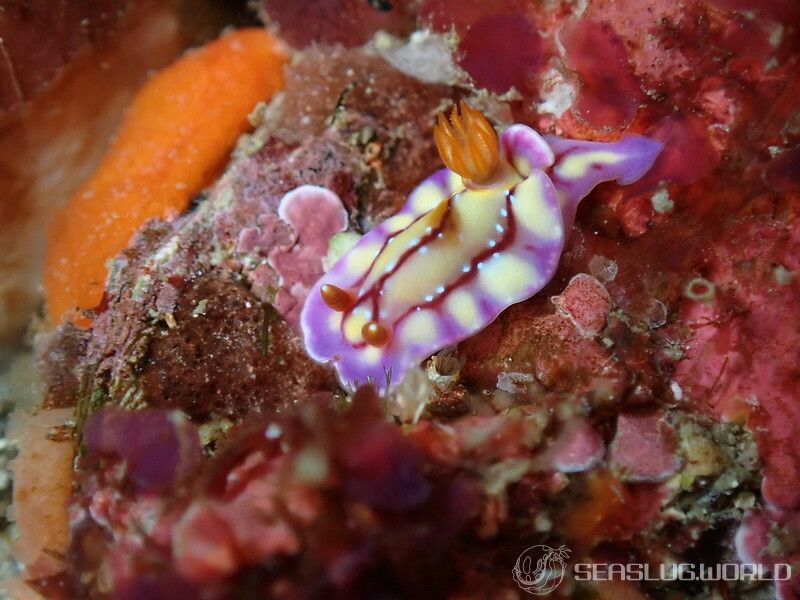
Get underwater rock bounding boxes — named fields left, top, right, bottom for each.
left=458, top=14, right=544, bottom=94
left=551, top=273, right=612, bottom=337
left=560, top=18, right=643, bottom=129
left=267, top=185, right=348, bottom=326
left=83, top=407, right=201, bottom=493
left=32, top=0, right=800, bottom=597
left=539, top=420, right=605, bottom=473
left=608, top=412, right=681, bottom=483
left=261, top=0, right=415, bottom=48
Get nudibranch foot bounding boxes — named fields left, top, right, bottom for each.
left=300, top=104, right=662, bottom=392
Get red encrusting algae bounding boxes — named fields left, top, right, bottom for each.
left=560, top=19, right=644, bottom=129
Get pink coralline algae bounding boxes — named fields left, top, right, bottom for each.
left=68, top=391, right=482, bottom=597
left=538, top=420, right=605, bottom=473
left=421, top=0, right=530, bottom=35
left=172, top=455, right=302, bottom=582
left=421, top=1, right=553, bottom=96
left=560, top=19, right=644, bottom=130
left=261, top=0, right=415, bottom=48
left=238, top=185, right=348, bottom=326
left=458, top=14, right=544, bottom=94
left=551, top=273, right=612, bottom=337
left=675, top=212, right=800, bottom=510
left=83, top=407, right=201, bottom=493
left=263, top=185, right=348, bottom=326
left=608, top=412, right=681, bottom=483
left=735, top=512, right=799, bottom=600
left=629, top=114, right=721, bottom=192
left=708, top=0, right=800, bottom=24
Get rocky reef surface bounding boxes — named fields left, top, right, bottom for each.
left=27, top=0, right=800, bottom=598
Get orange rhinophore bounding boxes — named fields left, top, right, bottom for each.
left=320, top=284, right=355, bottom=312
left=433, top=101, right=500, bottom=185
left=44, top=28, right=286, bottom=326
left=361, top=321, right=391, bottom=347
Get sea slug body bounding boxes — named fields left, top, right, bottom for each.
left=301, top=102, right=662, bottom=391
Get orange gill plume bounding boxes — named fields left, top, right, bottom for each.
left=433, top=101, right=501, bottom=185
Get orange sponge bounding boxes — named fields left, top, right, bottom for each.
left=44, top=28, right=286, bottom=325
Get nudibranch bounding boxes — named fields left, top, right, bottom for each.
left=301, top=102, right=662, bottom=391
